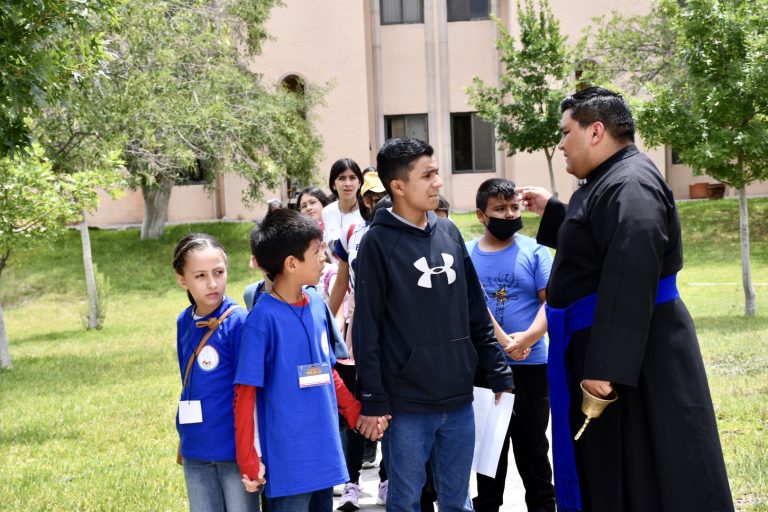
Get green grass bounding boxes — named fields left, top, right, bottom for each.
left=1, top=198, right=767, bottom=511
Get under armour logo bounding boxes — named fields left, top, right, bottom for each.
left=414, top=253, right=457, bottom=288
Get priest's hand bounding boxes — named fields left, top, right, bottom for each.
left=515, top=186, right=552, bottom=216
left=582, top=379, right=613, bottom=398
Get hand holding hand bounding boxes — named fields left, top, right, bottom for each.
left=241, top=462, right=266, bottom=493
left=357, top=415, right=388, bottom=441
left=377, top=414, right=392, bottom=434
left=515, top=186, right=552, bottom=216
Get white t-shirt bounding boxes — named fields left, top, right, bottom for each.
left=322, top=200, right=364, bottom=248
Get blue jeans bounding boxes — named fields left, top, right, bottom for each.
left=268, top=487, right=333, bottom=512
left=182, top=458, right=260, bottom=512
left=383, top=404, right=474, bottom=512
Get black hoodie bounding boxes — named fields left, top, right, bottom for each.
left=352, top=208, right=514, bottom=416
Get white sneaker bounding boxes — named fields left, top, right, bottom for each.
left=377, top=480, right=388, bottom=506
left=337, top=482, right=361, bottom=511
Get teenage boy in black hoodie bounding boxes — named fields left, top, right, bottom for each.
left=352, top=137, right=514, bottom=511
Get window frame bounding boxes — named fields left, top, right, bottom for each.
left=384, top=113, right=430, bottom=143
left=450, top=112, right=496, bottom=174
left=447, top=0, right=491, bottom=22
left=380, top=0, right=424, bottom=25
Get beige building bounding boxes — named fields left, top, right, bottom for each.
left=87, top=0, right=767, bottom=226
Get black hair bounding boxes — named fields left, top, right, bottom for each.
left=327, top=158, right=364, bottom=200
left=376, top=137, right=434, bottom=196
left=475, top=178, right=517, bottom=211
left=172, top=233, right=227, bottom=305
left=436, top=194, right=450, bottom=213
left=295, top=186, right=332, bottom=209
left=560, top=87, right=635, bottom=143
left=250, top=207, right=322, bottom=280
left=362, top=166, right=376, bottom=176
left=371, top=195, right=392, bottom=219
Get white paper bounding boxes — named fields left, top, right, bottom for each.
left=471, top=387, right=515, bottom=477
left=178, top=400, right=203, bottom=424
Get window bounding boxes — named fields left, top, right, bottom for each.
left=385, top=114, right=429, bottom=142
left=381, top=0, right=423, bottom=24
left=178, top=158, right=211, bottom=185
left=451, top=113, right=495, bottom=173
left=447, top=0, right=490, bottom=22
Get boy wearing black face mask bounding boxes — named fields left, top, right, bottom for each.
left=467, top=178, right=556, bottom=512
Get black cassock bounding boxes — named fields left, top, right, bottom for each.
left=538, top=145, right=733, bottom=512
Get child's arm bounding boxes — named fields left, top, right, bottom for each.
left=333, top=368, right=362, bottom=429
left=506, top=301, right=547, bottom=360
left=233, top=384, right=262, bottom=484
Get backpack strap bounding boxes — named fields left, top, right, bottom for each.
left=181, top=305, right=239, bottom=392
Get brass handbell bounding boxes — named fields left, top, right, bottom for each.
left=574, top=382, right=618, bottom=441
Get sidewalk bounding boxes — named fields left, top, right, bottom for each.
left=339, top=449, right=529, bottom=511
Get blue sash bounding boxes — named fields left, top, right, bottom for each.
left=545, top=274, right=680, bottom=512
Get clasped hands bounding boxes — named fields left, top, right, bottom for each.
left=501, top=331, right=533, bottom=362
left=241, top=462, right=267, bottom=493
left=355, top=414, right=392, bottom=441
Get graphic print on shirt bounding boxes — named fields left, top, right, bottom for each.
left=413, top=253, right=456, bottom=289
left=197, top=345, right=220, bottom=371
left=482, top=273, right=518, bottom=321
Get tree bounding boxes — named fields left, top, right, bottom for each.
left=100, top=0, right=322, bottom=239
left=33, top=77, right=126, bottom=330
left=581, top=0, right=768, bottom=316
left=0, top=0, right=115, bottom=157
left=466, top=0, right=571, bottom=198
left=0, top=146, right=119, bottom=368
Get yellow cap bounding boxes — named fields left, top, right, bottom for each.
left=361, top=171, right=386, bottom=196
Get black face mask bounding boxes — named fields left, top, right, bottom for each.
left=486, top=216, right=523, bottom=241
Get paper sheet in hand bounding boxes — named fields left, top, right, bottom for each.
left=471, top=387, right=515, bottom=478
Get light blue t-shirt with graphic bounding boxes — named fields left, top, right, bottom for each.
left=467, top=234, right=553, bottom=365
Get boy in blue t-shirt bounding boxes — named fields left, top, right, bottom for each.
left=233, top=208, right=374, bottom=512
left=352, top=138, right=514, bottom=511
left=467, top=178, right=556, bottom=512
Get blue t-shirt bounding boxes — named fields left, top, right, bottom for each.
left=467, top=235, right=553, bottom=365
left=176, top=296, right=245, bottom=461
left=235, top=291, right=348, bottom=498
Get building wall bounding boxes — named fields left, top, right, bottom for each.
left=86, top=0, right=767, bottom=226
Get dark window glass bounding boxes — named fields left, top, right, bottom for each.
left=381, top=0, right=423, bottom=24
left=473, top=116, right=494, bottom=170
left=447, top=0, right=489, bottom=21
left=451, top=113, right=495, bottom=173
left=451, top=114, right=473, bottom=171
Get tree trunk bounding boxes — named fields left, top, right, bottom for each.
left=0, top=302, right=10, bottom=369
left=140, top=179, right=173, bottom=240
left=545, top=149, right=558, bottom=199
left=0, top=251, right=11, bottom=369
left=79, top=213, right=99, bottom=330
left=737, top=185, right=756, bottom=316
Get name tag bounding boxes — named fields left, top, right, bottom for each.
left=179, top=400, right=203, bottom=424
left=298, top=363, right=332, bottom=388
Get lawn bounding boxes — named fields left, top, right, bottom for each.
left=1, top=198, right=767, bottom=511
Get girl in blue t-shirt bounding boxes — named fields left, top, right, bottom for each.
left=172, top=233, right=261, bottom=512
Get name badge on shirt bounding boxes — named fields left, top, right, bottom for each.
left=178, top=400, right=203, bottom=424
left=298, top=362, right=331, bottom=388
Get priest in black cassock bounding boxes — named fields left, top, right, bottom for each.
left=518, top=87, right=733, bottom=512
